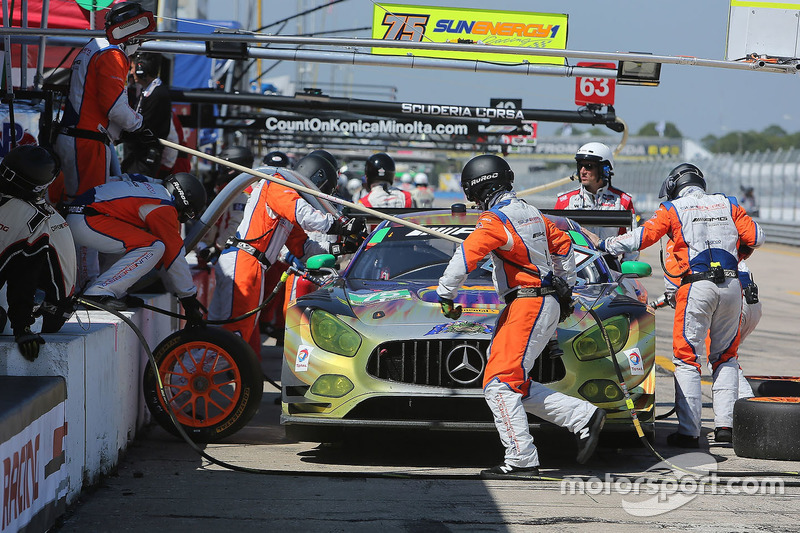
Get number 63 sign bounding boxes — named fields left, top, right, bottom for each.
left=574, top=62, right=616, bottom=106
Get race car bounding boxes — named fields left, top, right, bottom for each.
left=280, top=207, right=656, bottom=443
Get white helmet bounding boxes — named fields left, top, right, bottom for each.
left=346, top=177, right=363, bottom=196
left=575, top=142, right=614, bottom=184
left=413, top=172, right=428, bottom=186
left=401, top=172, right=413, bottom=184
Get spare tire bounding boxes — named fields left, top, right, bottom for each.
left=733, top=397, right=800, bottom=461
left=143, top=327, right=263, bottom=443
left=745, top=376, right=800, bottom=397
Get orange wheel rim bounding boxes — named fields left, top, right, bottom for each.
left=749, top=397, right=800, bottom=403
left=157, top=341, right=243, bottom=427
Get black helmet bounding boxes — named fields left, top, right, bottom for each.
left=660, top=163, right=706, bottom=200
left=0, top=145, right=60, bottom=202
left=133, top=52, right=161, bottom=78
left=294, top=154, right=337, bottom=195
left=262, top=151, right=290, bottom=168
left=460, top=154, right=514, bottom=206
left=164, top=172, right=207, bottom=222
left=364, top=152, right=395, bottom=187
left=216, top=145, right=254, bottom=184
left=308, top=150, right=338, bottom=172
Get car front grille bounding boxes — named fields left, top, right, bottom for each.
left=366, top=339, right=566, bottom=389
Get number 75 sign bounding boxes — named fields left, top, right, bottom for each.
left=575, top=62, right=616, bottom=106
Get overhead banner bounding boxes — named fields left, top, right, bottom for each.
left=371, top=4, right=568, bottom=64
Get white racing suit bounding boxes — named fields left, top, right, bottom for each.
left=664, top=249, right=761, bottom=400
left=0, top=196, right=76, bottom=334
left=555, top=184, right=639, bottom=261
left=358, top=184, right=415, bottom=208
left=411, top=185, right=435, bottom=208
left=65, top=179, right=196, bottom=299
left=602, top=187, right=764, bottom=436
left=437, top=192, right=596, bottom=468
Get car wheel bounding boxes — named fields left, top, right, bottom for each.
left=143, top=327, right=263, bottom=443
left=732, top=397, right=800, bottom=461
left=745, top=376, right=800, bottom=397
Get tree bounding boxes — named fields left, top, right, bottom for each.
left=637, top=121, right=683, bottom=138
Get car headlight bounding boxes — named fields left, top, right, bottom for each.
left=579, top=379, right=623, bottom=403
left=309, top=309, right=362, bottom=357
left=311, top=374, right=354, bottom=398
left=572, top=315, right=630, bottom=361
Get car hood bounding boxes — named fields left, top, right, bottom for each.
left=342, top=279, right=502, bottom=328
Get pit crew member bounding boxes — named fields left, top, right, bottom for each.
left=65, top=172, right=206, bottom=324
left=358, top=153, right=414, bottom=208
left=593, top=163, right=764, bottom=448
left=0, top=146, right=77, bottom=361
left=437, top=154, right=606, bottom=479
left=555, top=142, right=638, bottom=261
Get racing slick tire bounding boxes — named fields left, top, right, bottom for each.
left=745, top=376, right=800, bottom=397
left=732, top=397, right=800, bottom=461
left=143, top=327, right=263, bottom=443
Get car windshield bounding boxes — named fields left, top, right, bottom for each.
left=346, top=225, right=492, bottom=281
left=345, top=222, right=611, bottom=284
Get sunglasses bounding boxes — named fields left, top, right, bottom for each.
left=577, top=162, right=598, bottom=170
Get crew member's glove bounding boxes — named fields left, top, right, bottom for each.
left=738, top=243, right=755, bottom=260
left=196, top=245, right=219, bottom=268
left=327, top=216, right=366, bottom=238
left=329, top=235, right=361, bottom=256
left=283, top=252, right=305, bottom=271
left=15, top=327, right=45, bottom=362
left=438, top=296, right=463, bottom=320
left=179, top=296, right=206, bottom=326
left=551, top=276, right=575, bottom=323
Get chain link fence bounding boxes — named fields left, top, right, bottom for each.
left=514, top=148, right=800, bottom=227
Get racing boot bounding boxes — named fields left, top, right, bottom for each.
left=575, top=408, right=606, bottom=464
left=667, top=432, right=700, bottom=448
left=480, top=464, right=540, bottom=480
left=80, top=294, right=129, bottom=312
left=714, top=427, right=733, bottom=443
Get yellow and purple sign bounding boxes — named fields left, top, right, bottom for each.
left=371, top=4, right=568, bottom=64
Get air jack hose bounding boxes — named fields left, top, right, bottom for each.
left=582, top=302, right=800, bottom=480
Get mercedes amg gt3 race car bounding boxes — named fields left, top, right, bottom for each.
left=281, top=208, right=656, bottom=443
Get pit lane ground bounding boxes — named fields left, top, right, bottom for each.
left=55, top=243, right=800, bottom=532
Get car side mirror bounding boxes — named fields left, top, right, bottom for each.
left=306, top=254, right=337, bottom=270
left=620, top=261, right=652, bottom=278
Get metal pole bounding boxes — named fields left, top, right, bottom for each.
left=158, top=137, right=464, bottom=244
left=34, top=0, right=49, bottom=90
left=20, top=0, right=27, bottom=89
left=2, top=28, right=798, bottom=75
left=2, top=0, right=17, bottom=149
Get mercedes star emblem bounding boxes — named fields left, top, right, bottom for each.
left=445, top=344, right=485, bottom=385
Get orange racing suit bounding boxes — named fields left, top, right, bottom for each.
left=65, top=178, right=196, bottom=300
left=54, top=38, right=143, bottom=200
left=601, top=186, right=764, bottom=436
left=207, top=176, right=335, bottom=353
left=437, top=192, right=597, bottom=468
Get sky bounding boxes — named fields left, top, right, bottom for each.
left=204, top=0, right=799, bottom=140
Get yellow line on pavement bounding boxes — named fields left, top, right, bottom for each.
left=762, top=244, right=800, bottom=257
left=790, top=291, right=800, bottom=297
left=656, top=355, right=675, bottom=372
left=655, top=355, right=711, bottom=384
